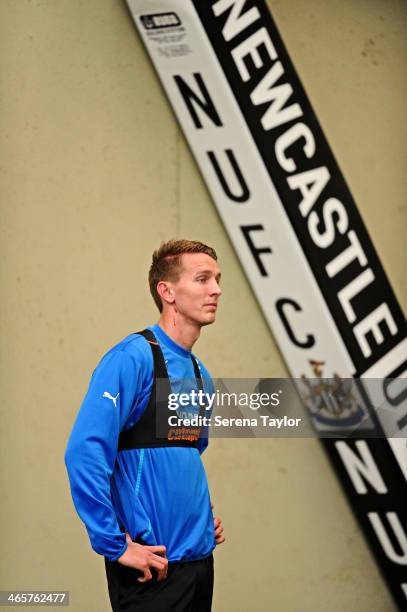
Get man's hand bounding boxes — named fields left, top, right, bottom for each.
left=211, top=504, right=225, bottom=545
left=117, top=533, right=168, bottom=582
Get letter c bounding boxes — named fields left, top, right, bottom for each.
left=276, top=298, right=315, bottom=348
left=275, top=122, right=316, bottom=173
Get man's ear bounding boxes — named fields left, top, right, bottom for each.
left=157, top=281, right=175, bottom=307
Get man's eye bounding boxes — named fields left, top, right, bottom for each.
left=197, top=277, right=206, bottom=282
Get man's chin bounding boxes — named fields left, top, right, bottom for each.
left=200, top=313, right=217, bottom=327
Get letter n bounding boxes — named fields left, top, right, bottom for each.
left=335, top=441, right=387, bottom=494
left=173, top=73, right=222, bottom=128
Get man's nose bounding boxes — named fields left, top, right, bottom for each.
left=210, top=280, right=222, bottom=296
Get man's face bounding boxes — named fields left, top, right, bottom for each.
left=170, top=253, right=222, bottom=327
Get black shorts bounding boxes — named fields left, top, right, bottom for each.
left=104, top=554, right=214, bottom=612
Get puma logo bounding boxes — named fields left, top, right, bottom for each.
left=103, top=391, right=120, bottom=408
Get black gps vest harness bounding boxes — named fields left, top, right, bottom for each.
left=118, top=329, right=206, bottom=451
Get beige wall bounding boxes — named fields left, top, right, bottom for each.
left=1, top=1, right=405, bottom=610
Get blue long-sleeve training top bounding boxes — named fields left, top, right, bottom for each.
left=65, top=324, right=215, bottom=562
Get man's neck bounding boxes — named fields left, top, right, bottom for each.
left=157, top=314, right=201, bottom=351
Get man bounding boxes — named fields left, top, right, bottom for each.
left=65, top=239, right=225, bottom=612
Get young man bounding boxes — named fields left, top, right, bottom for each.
left=65, top=239, right=225, bottom=612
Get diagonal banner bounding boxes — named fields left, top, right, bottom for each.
left=125, top=1, right=407, bottom=608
